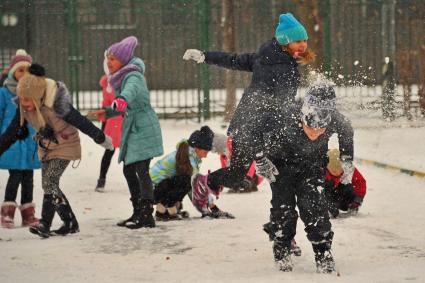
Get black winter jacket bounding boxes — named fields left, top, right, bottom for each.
left=205, top=38, right=301, bottom=139
left=257, top=106, right=354, bottom=174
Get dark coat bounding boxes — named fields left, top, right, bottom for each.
left=205, top=38, right=301, bottom=142
left=257, top=106, right=354, bottom=174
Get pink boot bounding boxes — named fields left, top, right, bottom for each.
left=191, top=174, right=210, bottom=212
left=1, top=202, right=17, bottom=228
left=20, top=203, right=39, bottom=227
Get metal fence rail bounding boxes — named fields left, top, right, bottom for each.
left=1, top=0, right=424, bottom=120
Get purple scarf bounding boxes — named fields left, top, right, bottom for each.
left=108, top=63, right=141, bottom=91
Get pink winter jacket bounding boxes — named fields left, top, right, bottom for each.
left=99, top=75, right=123, bottom=148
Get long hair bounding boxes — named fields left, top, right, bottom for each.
left=175, top=142, right=193, bottom=176
left=281, top=46, right=316, bottom=66
left=297, top=49, right=316, bottom=65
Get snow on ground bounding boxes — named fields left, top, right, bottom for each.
left=1, top=119, right=425, bottom=283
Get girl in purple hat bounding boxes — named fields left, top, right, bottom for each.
left=90, top=36, right=163, bottom=229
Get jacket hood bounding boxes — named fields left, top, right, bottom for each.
left=128, top=57, right=145, bottom=75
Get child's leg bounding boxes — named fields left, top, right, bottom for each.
left=296, top=174, right=335, bottom=272
left=4, top=170, right=23, bottom=202
left=99, top=149, right=115, bottom=180
left=19, top=170, right=39, bottom=226
left=269, top=174, right=298, bottom=270
left=20, top=170, right=34, bottom=204
left=30, top=159, right=70, bottom=238
left=121, top=159, right=154, bottom=228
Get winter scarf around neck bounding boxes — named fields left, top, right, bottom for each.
left=108, top=63, right=141, bottom=91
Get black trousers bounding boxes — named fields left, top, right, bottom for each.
left=4, top=169, right=34, bottom=204
left=123, top=159, right=153, bottom=205
left=153, top=175, right=191, bottom=207
left=324, top=183, right=356, bottom=211
left=208, top=137, right=252, bottom=191
left=269, top=165, right=333, bottom=251
left=99, top=149, right=115, bottom=179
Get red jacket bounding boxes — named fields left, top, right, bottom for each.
left=325, top=167, right=366, bottom=199
left=99, top=75, right=123, bottom=148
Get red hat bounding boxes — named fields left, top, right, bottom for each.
left=9, top=49, right=32, bottom=75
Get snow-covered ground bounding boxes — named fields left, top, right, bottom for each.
left=1, top=118, right=425, bottom=283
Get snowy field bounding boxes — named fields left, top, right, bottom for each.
left=1, top=118, right=425, bottom=283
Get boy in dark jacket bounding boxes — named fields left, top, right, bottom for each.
left=0, top=64, right=113, bottom=238
left=257, top=83, right=353, bottom=273
left=183, top=13, right=315, bottom=193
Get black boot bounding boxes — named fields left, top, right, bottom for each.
left=29, top=194, right=55, bottom=239
left=95, top=178, right=106, bottom=192
left=117, top=198, right=141, bottom=227
left=313, top=243, right=336, bottom=273
left=50, top=196, right=79, bottom=236
left=273, top=240, right=293, bottom=272
left=126, top=199, right=155, bottom=229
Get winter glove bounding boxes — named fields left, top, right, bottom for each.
left=16, top=124, right=29, bottom=140
left=100, top=135, right=114, bottom=150
left=348, top=196, right=363, bottom=210
left=111, top=98, right=128, bottom=112
left=255, top=152, right=279, bottom=183
left=209, top=206, right=235, bottom=219
left=182, top=49, right=205, bottom=63
left=340, top=156, right=355, bottom=185
left=38, top=125, right=58, bottom=144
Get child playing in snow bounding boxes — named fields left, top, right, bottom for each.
left=0, top=64, right=114, bottom=238
left=93, top=74, right=123, bottom=192
left=90, top=36, right=163, bottom=229
left=183, top=13, right=315, bottom=199
left=212, top=133, right=262, bottom=193
left=150, top=126, right=233, bottom=220
left=0, top=50, right=41, bottom=228
left=251, top=83, right=354, bottom=273
left=324, top=149, right=366, bottom=217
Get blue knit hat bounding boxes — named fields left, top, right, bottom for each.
left=275, top=13, right=308, bottom=45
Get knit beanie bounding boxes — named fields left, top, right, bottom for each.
left=301, top=83, right=336, bottom=128
left=327, top=149, right=343, bottom=175
left=17, top=64, right=47, bottom=126
left=9, top=49, right=32, bottom=76
left=107, top=36, right=138, bottom=65
left=188, top=126, right=214, bottom=151
left=275, top=13, right=308, bottom=45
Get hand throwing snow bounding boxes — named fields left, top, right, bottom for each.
left=182, top=49, right=205, bottom=63
left=255, top=152, right=279, bottom=183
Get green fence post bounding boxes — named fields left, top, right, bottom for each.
left=198, top=0, right=210, bottom=120
left=67, top=0, right=80, bottom=109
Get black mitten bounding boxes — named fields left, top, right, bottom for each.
left=16, top=123, right=29, bottom=140
left=39, top=125, right=58, bottom=144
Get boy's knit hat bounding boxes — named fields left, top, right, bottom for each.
left=275, top=13, right=308, bottom=45
left=301, top=83, right=336, bottom=128
left=107, top=36, right=138, bottom=65
left=327, top=149, right=343, bottom=175
left=188, top=126, right=214, bottom=151
left=9, top=49, right=32, bottom=75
